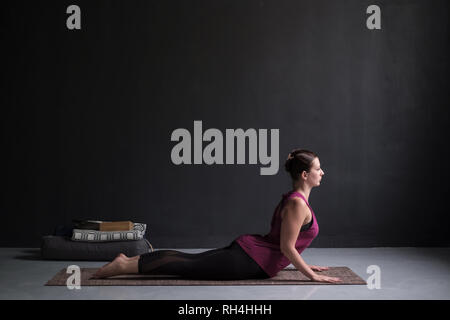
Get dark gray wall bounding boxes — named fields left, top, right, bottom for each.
left=2, top=0, right=449, bottom=248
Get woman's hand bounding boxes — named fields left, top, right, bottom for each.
left=309, top=265, right=341, bottom=283
left=312, top=274, right=342, bottom=283
left=309, top=265, right=329, bottom=272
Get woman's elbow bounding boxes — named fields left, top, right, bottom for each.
left=280, top=245, right=296, bottom=256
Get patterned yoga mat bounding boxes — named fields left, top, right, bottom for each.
left=45, top=266, right=367, bottom=286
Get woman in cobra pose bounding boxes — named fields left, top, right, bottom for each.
left=93, top=149, right=341, bottom=283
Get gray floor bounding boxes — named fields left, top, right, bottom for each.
left=0, top=247, right=449, bottom=300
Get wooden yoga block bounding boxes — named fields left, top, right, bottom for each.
left=99, top=221, right=133, bottom=231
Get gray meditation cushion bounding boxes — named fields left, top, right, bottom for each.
left=41, top=235, right=153, bottom=261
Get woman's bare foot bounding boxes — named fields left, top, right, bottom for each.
left=93, top=254, right=132, bottom=279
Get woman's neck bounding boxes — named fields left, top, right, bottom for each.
left=292, top=182, right=312, bottom=202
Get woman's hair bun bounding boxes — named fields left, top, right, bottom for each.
left=284, top=149, right=318, bottom=181
left=284, top=153, right=294, bottom=173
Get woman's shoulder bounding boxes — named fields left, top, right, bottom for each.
left=280, top=196, right=309, bottom=220
left=285, top=196, right=309, bottom=209
left=283, top=192, right=308, bottom=204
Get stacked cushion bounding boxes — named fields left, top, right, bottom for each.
left=41, top=235, right=153, bottom=261
left=71, top=223, right=147, bottom=242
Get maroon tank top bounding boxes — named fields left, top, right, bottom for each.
left=235, top=191, right=319, bottom=277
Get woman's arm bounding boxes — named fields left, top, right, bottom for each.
left=282, top=248, right=318, bottom=280
left=279, top=199, right=341, bottom=283
left=279, top=199, right=317, bottom=280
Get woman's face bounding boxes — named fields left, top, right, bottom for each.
left=306, top=158, right=325, bottom=186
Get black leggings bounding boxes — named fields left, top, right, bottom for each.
left=138, top=240, right=269, bottom=280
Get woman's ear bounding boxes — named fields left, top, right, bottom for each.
left=302, top=171, right=308, bottom=180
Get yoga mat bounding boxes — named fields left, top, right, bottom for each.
left=45, top=267, right=366, bottom=286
